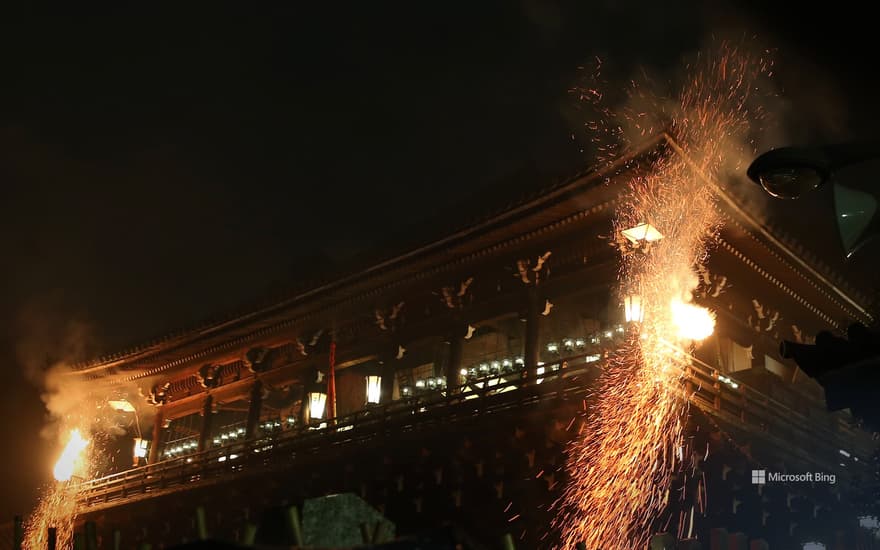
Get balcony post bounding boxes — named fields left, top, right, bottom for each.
left=444, top=331, right=463, bottom=393
left=524, top=288, right=541, bottom=380
left=148, top=407, right=165, bottom=464
left=298, top=381, right=311, bottom=426
left=328, top=341, right=337, bottom=423
left=245, top=379, right=263, bottom=440
left=198, top=394, right=214, bottom=453
left=380, top=354, right=395, bottom=403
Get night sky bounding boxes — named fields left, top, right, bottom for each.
left=1, top=4, right=878, bottom=519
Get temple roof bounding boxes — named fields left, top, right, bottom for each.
left=68, top=133, right=877, bottom=378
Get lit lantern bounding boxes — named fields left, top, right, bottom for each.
left=535, top=363, right=548, bottom=385
left=366, top=375, right=382, bottom=404
left=308, top=391, right=327, bottom=421
left=132, top=437, right=148, bottom=466
left=624, top=294, right=644, bottom=323
left=621, top=222, right=664, bottom=244
left=108, top=399, right=136, bottom=413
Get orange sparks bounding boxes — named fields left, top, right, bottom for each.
left=554, top=42, right=771, bottom=549
left=26, top=428, right=94, bottom=550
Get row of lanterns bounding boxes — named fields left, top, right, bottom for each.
left=401, top=376, right=448, bottom=397
left=460, top=357, right=523, bottom=380
left=164, top=439, right=199, bottom=458
left=212, top=426, right=246, bottom=446
left=544, top=325, right=629, bottom=357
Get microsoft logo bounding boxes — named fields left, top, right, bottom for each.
left=751, top=469, right=766, bottom=485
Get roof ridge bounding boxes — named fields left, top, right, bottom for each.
left=70, top=135, right=662, bottom=373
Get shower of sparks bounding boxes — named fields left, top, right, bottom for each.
left=555, top=43, right=772, bottom=549
left=26, top=427, right=96, bottom=550
left=23, top=482, right=78, bottom=550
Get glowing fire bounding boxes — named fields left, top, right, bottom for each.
left=671, top=299, right=715, bottom=341
left=53, top=429, right=89, bottom=482
left=554, top=43, right=771, bottom=549
left=26, top=428, right=93, bottom=550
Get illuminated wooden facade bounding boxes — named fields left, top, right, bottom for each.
left=69, top=134, right=878, bottom=549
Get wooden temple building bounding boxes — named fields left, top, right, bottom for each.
left=65, top=134, right=878, bottom=549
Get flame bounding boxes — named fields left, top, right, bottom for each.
left=26, top=428, right=95, bottom=549
left=53, top=429, right=89, bottom=482
left=671, top=299, right=715, bottom=341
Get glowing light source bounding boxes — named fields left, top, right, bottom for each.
left=621, top=222, right=664, bottom=244
left=555, top=45, right=768, bottom=549
left=671, top=300, right=715, bottom=341
left=624, top=295, right=643, bottom=323
left=53, top=429, right=89, bottom=482
left=308, top=391, right=327, bottom=421
left=365, top=375, right=382, bottom=404
left=133, top=438, right=148, bottom=460
left=107, top=399, right=136, bottom=413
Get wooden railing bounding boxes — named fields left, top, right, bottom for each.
left=75, top=351, right=875, bottom=510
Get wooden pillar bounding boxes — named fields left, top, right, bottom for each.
left=244, top=379, right=263, bottom=440
left=298, top=382, right=310, bottom=426
left=380, top=353, right=395, bottom=403
left=709, top=528, right=728, bottom=550
left=148, top=408, right=165, bottom=464
left=524, top=288, right=541, bottom=380
left=198, top=395, right=214, bottom=453
left=728, top=533, right=748, bottom=550
left=444, top=332, right=463, bottom=393
left=327, top=341, right=337, bottom=421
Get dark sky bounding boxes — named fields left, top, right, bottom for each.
left=1, top=3, right=878, bottom=519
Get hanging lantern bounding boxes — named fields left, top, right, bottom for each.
left=132, top=437, right=148, bottom=467
left=308, top=391, right=327, bottom=421
left=108, top=399, right=136, bottom=413
left=624, top=294, right=644, bottom=323
left=365, top=375, right=382, bottom=404
left=621, top=222, right=663, bottom=244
